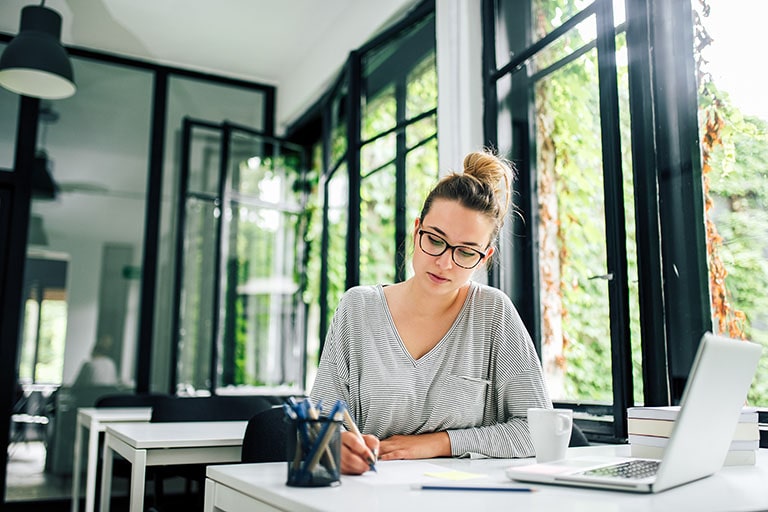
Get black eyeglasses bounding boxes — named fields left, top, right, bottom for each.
left=418, top=230, right=487, bottom=269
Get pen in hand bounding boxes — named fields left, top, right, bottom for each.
left=342, top=407, right=378, bottom=472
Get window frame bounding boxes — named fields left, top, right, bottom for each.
left=482, top=0, right=711, bottom=442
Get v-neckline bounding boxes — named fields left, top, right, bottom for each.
left=376, top=282, right=475, bottom=364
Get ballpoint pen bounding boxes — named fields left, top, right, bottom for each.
left=342, top=406, right=378, bottom=472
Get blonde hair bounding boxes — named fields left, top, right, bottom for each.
left=419, top=148, right=515, bottom=243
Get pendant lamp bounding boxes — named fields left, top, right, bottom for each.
left=0, top=2, right=76, bottom=99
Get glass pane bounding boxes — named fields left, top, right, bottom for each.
left=532, top=0, right=592, bottom=42
left=616, top=33, right=642, bottom=404
left=0, top=43, right=17, bottom=171
left=406, top=52, right=437, bottom=118
left=188, top=125, right=223, bottom=196
left=404, top=138, right=439, bottom=279
left=155, top=76, right=267, bottom=393
left=534, top=45, right=613, bottom=404
left=221, top=204, right=304, bottom=389
left=696, top=0, right=768, bottom=406
left=304, top=142, right=325, bottom=389
left=362, top=83, right=396, bottom=140
left=8, top=56, right=152, bottom=501
left=326, top=166, right=348, bottom=332
left=219, top=133, right=306, bottom=391
left=360, top=164, right=396, bottom=285
left=530, top=10, right=595, bottom=73
left=405, top=114, right=436, bottom=149
left=330, top=85, right=348, bottom=167
left=177, top=198, right=217, bottom=392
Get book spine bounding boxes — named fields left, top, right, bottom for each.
left=627, top=406, right=758, bottom=422
left=628, top=434, right=759, bottom=451
left=630, top=444, right=756, bottom=466
left=627, top=418, right=760, bottom=440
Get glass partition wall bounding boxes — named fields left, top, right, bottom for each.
left=1, top=49, right=275, bottom=505
left=172, top=121, right=308, bottom=395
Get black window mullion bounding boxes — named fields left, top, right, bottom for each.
left=346, top=52, right=362, bottom=290
left=209, top=125, right=232, bottom=393
left=650, top=0, right=712, bottom=401
left=137, top=70, right=167, bottom=394
left=595, top=0, right=633, bottom=439
left=395, top=80, right=408, bottom=283
left=168, top=117, right=192, bottom=394
left=624, top=0, right=670, bottom=406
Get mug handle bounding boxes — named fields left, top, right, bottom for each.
left=556, top=414, right=573, bottom=436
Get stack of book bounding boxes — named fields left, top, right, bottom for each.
left=627, top=406, right=759, bottom=466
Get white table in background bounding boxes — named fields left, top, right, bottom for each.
left=100, top=420, right=247, bottom=512
left=71, top=407, right=152, bottom=512
left=203, top=445, right=768, bottom=512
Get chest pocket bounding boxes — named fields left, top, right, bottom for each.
left=425, top=374, right=488, bottom=431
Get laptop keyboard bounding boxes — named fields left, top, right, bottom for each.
left=582, top=459, right=661, bottom=479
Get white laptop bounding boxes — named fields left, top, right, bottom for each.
left=506, top=332, right=762, bottom=493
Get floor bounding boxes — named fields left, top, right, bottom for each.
left=6, top=441, right=71, bottom=502
left=5, top=441, right=197, bottom=511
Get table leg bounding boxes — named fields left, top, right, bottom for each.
left=84, top=424, right=100, bottom=512
left=99, top=438, right=114, bottom=512
left=203, top=478, right=215, bottom=512
left=129, top=449, right=147, bottom=512
left=71, top=418, right=83, bottom=512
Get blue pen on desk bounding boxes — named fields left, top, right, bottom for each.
left=301, top=400, right=344, bottom=476
left=414, top=484, right=536, bottom=493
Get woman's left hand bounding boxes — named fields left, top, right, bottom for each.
left=378, top=432, right=451, bottom=460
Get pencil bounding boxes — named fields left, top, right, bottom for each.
left=342, top=407, right=378, bottom=472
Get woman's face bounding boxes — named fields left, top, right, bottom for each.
left=412, top=199, right=495, bottom=294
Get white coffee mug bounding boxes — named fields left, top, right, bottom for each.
left=527, top=408, right=573, bottom=463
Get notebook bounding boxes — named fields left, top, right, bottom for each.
left=506, top=332, right=762, bottom=493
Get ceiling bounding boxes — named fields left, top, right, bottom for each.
left=0, top=0, right=421, bottom=248
left=0, top=0, right=419, bottom=126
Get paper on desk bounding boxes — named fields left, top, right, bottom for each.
left=356, top=461, right=487, bottom=486
left=423, top=470, right=488, bottom=481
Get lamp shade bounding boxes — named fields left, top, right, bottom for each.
left=0, top=5, right=76, bottom=99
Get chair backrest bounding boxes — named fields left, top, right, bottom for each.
left=568, top=423, right=590, bottom=447
left=241, top=406, right=289, bottom=463
left=149, top=395, right=285, bottom=423
left=95, top=392, right=170, bottom=408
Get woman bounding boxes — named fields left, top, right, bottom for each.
left=310, top=149, right=552, bottom=475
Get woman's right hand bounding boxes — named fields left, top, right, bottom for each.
left=340, top=431, right=380, bottom=475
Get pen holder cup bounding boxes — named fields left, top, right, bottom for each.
left=286, top=417, right=342, bottom=487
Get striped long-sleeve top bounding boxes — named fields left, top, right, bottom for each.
left=309, top=281, right=552, bottom=458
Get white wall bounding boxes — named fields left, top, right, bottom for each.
left=435, top=0, right=485, bottom=174
left=276, top=0, right=421, bottom=132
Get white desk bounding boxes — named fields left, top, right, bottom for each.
left=71, top=407, right=152, bottom=512
left=204, top=445, right=768, bottom=512
left=100, top=420, right=247, bottom=512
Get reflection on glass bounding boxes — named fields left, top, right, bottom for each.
left=177, top=198, right=217, bottom=391
left=7, top=56, right=152, bottom=502
left=156, top=76, right=267, bottom=395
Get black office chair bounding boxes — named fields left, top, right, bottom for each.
left=241, top=406, right=289, bottom=463
left=569, top=423, right=590, bottom=447
left=149, top=395, right=280, bottom=423
left=95, top=392, right=170, bottom=409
